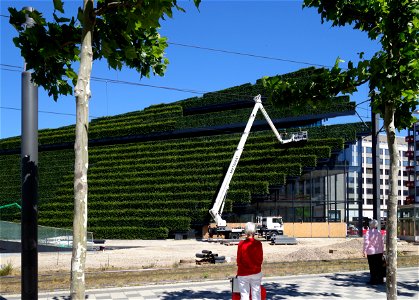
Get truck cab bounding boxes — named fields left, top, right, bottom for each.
left=257, top=216, right=284, bottom=239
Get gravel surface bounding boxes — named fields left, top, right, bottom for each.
left=2, top=237, right=417, bottom=273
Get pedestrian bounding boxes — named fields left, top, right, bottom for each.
left=236, top=222, right=263, bottom=300
left=363, top=219, right=385, bottom=285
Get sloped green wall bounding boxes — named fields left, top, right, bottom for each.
left=0, top=68, right=369, bottom=239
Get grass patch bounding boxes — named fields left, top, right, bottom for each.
left=0, top=261, right=13, bottom=276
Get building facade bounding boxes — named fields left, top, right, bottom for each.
left=345, top=134, right=409, bottom=224
left=399, top=122, right=419, bottom=241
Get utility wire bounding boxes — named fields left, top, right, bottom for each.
left=2, top=63, right=353, bottom=101
left=91, top=76, right=207, bottom=96
left=0, top=106, right=98, bottom=118
left=168, top=42, right=333, bottom=68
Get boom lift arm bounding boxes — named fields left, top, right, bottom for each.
left=209, top=95, right=307, bottom=228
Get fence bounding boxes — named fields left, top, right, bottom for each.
left=0, top=221, right=94, bottom=249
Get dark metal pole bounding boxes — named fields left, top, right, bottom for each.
left=372, top=112, right=381, bottom=229
left=357, top=137, right=364, bottom=236
left=21, top=71, right=39, bottom=300
left=21, top=6, right=39, bottom=299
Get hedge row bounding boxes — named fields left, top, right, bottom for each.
left=88, top=145, right=318, bottom=169
left=0, top=120, right=177, bottom=150
left=55, top=181, right=270, bottom=195
left=39, top=216, right=191, bottom=231
left=44, top=190, right=250, bottom=209
left=177, top=101, right=354, bottom=130
left=78, top=172, right=284, bottom=188
left=40, top=208, right=206, bottom=221
left=90, top=105, right=182, bottom=125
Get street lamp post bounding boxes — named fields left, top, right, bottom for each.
left=21, top=6, right=39, bottom=300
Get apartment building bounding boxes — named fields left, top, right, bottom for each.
left=346, top=134, right=409, bottom=223
left=399, top=122, right=419, bottom=241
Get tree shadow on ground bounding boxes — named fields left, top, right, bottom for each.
left=159, top=282, right=343, bottom=300
left=325, top=272, right=419, bottom=297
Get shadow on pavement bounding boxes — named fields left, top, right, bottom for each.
left=159, top=282, right=344, bottom=300
left=325, top=272, right=419, bottom=297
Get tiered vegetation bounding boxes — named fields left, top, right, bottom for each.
left=0, top=69, right=370, bottom=239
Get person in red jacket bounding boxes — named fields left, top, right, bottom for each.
left=236, top=222, right=263, bottom=300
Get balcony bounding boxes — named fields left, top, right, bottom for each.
left=405, top=135, right=414, bottom=143
left=406, top=165, right=414, bottom=172
left=405, top=181, right=415, bottom=188
left=405, top=150, right=414, bottom=158
left=404, top=195, right=419, bottom=204
left=406, top=196, right=414, bottom=204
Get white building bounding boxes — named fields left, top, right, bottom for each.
left=346, top=134, right=409, bottom=222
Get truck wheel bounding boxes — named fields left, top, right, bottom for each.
left=231, top=233, right=240, bottom=239
left=202, top=250, right=212, bottom=254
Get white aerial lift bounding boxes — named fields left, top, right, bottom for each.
left=208, top=94, right=308, bottom=239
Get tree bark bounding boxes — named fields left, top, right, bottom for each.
left=383, top=103, right=398, bottom=300
left=70, top=1, right=94, bottom=299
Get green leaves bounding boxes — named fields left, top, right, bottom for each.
left=53, top=0, right=64, bottom=13
left=8, top=0, right=201, bottom=101
left=299, top=0, right=419, bottom=131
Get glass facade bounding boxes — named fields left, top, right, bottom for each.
left=240, top=134, right=410, bottom=237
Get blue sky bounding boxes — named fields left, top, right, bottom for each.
left=0, top=0, right=382, bottom=139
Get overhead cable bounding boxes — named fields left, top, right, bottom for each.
left=168, top=42, right=333, bottom=68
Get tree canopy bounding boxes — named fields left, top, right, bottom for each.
left=264, top=0, right=418, bottom=129
left=9, top=0, right=201, bottom=100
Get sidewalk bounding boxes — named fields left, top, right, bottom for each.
left=2, top=267, right=418, bottom=300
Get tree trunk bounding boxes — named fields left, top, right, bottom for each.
left=383, top=103, right=398, bottom=300
left=70, top=1, right=94, bottom=299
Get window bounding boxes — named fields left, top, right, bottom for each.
left=367, top=157, right=373, bottom=164
left=366, top=147, right=372, bottom=153
left=367, top=199, right=374, bottom=205
left=366, top=188, right=373, bottom=194
left=366, top=168, right=373, bottom=174
left=385, top=149, right=389, bottom=155
left=366, top=178, right=373, bottom=184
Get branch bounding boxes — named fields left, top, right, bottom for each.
left=94, top=0, right=144, bottom=17
left=94, top=1, right=126, bottom=16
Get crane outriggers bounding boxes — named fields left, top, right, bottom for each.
left=208, top=95, right=308, bottom=239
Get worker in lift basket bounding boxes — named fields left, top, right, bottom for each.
left=236, top=222, right=263, bottom=300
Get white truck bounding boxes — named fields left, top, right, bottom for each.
left=256, top=216, right=284, bottom=240
left=208, top=94, right=307, bottom=239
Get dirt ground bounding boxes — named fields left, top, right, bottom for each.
left=2, top=237, right=417, bottom=273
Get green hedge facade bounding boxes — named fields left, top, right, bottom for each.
left=0, top=68, right=370, bottom=239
